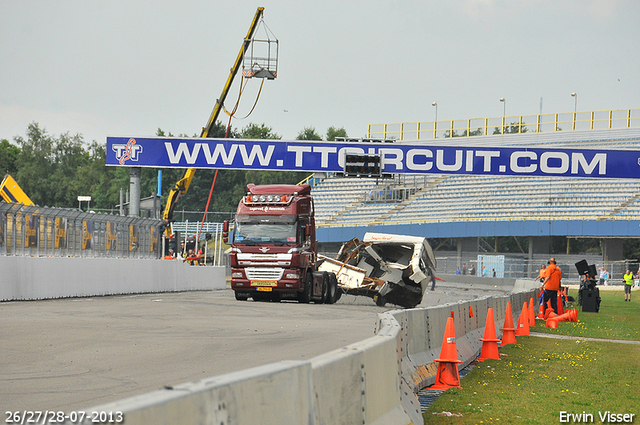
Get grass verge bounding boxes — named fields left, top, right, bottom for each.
left=424, top=290, right=640, bottom=424
left=533, top=288, right=640, bottom=340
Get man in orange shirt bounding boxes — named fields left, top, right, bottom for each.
left=541, top=257, right=562, bottom=314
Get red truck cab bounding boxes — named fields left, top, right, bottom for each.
left=226, top=184, right=339, bottom=303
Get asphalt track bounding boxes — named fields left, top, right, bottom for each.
left=0, top=283, right=505, bottom=414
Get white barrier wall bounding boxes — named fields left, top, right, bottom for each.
left=0, top=257, right=226, bottom=300
left=63, top=285, right=537, bottom=425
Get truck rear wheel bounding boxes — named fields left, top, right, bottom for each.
left=298, top=271, right=312, bottom=303
left=325, top=273, right=339, bottom=304
left=321, top=272, right=330, bottom=303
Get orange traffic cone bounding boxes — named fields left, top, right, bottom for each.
left=528, top=297, right=536, bottom=327
left=543, top=300, right=555, bottom=319
left=557, top=293, right=564, bottom=315
left=478, top=308, right=501, bottom=361
left=431, top=316, right=462, bottom=390
left=500, top=302, right=517, bottom=346
left=546, top=308, right=579, bottom=328
left=515, top=301, right=530, bottom=336
left=553, top=309, right=578, bottom=323
left=537, top=300, right=545, bottom=319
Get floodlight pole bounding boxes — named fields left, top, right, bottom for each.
left=432, top=102, right=438, bottom=138
left=571, top=92, right=578, bottom=130
left=500, top=98, right=506, bottom=134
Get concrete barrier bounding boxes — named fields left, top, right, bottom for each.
left=63, top=287, right=535, bottom=425
left=437, top=274, right=538, bottom=293
left=0, top=257, right=226, bottom=301
left=82, top=361, right=315, bottom=425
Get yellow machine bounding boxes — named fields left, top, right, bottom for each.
left=0, top=174, right=34, bottom=206
left=162, top=7, right=275, bottom=238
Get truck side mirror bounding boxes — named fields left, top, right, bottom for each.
left=223, top=220, right=229, bottom=244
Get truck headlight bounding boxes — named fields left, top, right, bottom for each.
left=285, top=272, right=299, bottom=279
left=232, top=272, right=244, bottom=278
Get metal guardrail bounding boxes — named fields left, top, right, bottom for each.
left=0, top=201, right=162, bottom=259
left=367, top=108, right=640, bottom=141
left=171, top=221, right=223, bottom=235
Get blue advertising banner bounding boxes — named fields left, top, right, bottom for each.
left=106, top=136, right=640, bottom=179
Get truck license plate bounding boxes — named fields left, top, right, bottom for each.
left=250, top=280, right=277, bottom=286
left=256, top=287, right=272, bottom=292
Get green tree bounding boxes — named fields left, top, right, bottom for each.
left=493, top=120, right=529, bottom=135
left=462, top=128, right=484, bottom=137
left=443, top=130, right=460, bottom=138
left=49, top=132, right=91, bottom=207
left=12, top=123, right=128, bottom=210
left=205, top=120, right=238, bottom=138
left=0, top=139, right=20, bottom=175
left=240, top=123, right=280, bottom=140
left=296, top=126, right=322, bottom=141
left=14, top=123, right=57, bottom=206
left=326, top=126, right=347, bottom=141
left=84, top=141, right=127, bottom=210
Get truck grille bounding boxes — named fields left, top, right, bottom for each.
left=245, top=267, right=284, bottom=280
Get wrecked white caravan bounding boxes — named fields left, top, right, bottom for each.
left=318, top=233, right=437, bottom=308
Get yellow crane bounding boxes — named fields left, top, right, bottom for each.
left=162, top=6, right=272, bottom=237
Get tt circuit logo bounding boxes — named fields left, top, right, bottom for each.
left=112, top=138, right=143, bottom=165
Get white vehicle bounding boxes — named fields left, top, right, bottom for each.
left=318, top=232, right=437, bottom=308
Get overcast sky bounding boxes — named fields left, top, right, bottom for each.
left=1, top=0, right=638, bottom=145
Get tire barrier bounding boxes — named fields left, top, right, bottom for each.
left=61, top=283, right=535, bottom=425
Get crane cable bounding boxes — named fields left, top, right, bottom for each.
left=196, top=80, right=246, bottom=247
left=198, top=74, right=266, bottom=247
left=222, top=77, right=265, bottom=121
left=222, top=74, right=248, bottom=117
left=232, top=78, right=265, bottom=120
left=197, top=77, right=251, bottom=246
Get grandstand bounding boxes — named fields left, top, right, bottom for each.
left=314, top=174, right=640, bottom=226
left=313, top=128, right=640, bottom=228
left=311, top=126, right=640, bottom=281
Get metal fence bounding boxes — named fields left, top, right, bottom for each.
left=170, top=210, right=235, bottom=223
left=367, top=108, right=640, bottom=141
left=435, top=253, right=639, bottom=285
left=169, top=220, right=227, bottom=267
left=0, top=201, right=162, bottom=259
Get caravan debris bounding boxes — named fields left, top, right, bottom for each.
left=319, top=233, right=437, bottom=308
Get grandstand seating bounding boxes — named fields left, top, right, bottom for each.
left=312, top=136, right=640, bottom=227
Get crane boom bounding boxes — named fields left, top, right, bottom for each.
left=0, top=174, right=34, bottom=206
left=162, top=7, right=265, bottom=237
left=202, top=7, right=264, bottom=137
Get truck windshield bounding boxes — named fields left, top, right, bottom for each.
left=234, top=215, right=298, bottom=245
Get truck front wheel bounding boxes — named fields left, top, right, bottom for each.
left=235, top=291, right=248, bottom=301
